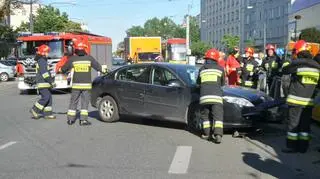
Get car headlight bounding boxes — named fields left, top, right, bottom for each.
left=223, top=96, right=254, bottom=107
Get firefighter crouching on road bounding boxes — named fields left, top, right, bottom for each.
left=58, top=40, right=107, bottom=126
left=281, top=40, right=320, bottom=153
left=240, top=47, right=260, bottom=89
left=261, top=44, right=282, bottom=98
left=226, top=47, right=241, bottom=86
left=30, top=44, right=56, bottom=120
left=197, top=48, right=225, bottom=144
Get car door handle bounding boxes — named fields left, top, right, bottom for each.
left=139, top=93, right=144, bottom=98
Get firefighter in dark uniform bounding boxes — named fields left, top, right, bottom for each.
left=261, top=44, right=282, bottom=98
left=197, top=48, right=225, bottom=144
left=30, top=44, right=56, bottom=119
left=282, top=40, right=320, bottom=153
left=240, top=47, right=260, bottom=89
left=59, top=40, right=106, bottom=126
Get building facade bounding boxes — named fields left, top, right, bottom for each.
left=201, top=0, right=290, bottom=52
left=288, top=0, right=320, bottom=41
left=200, top=0, right=241, bottom=51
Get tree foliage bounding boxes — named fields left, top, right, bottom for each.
left=299, top=27, right=320, bottom=44
left=221, top=34, right=240, bottom=53
left=126, top=16, right=200, bottom=42
left=18, top=5, right=83, bottom=32
left=190, top=41, right=211, bottom=58
left=126, top=16, right=201, bottom=56
left=0, top=0, right=37, bottom=20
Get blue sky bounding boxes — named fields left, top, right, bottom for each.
left=41, top=0, right=200, bottom=51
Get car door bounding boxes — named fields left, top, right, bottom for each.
left=115, top=65, right=151, bottom=115
left=144, top=66, right=185, bottom=121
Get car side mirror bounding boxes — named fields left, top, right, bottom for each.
left=167, top=79, right=183, bottom=88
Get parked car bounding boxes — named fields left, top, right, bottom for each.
left=0, top=61, right=16, bottom=82
left=91, top=63, right=280, bottom=131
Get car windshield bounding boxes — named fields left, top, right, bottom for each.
left=112, top=58, right=126, bottom=65
left=138, top=52, right=160, bottom=61
left=18, top=40, right=64, bottom=59
left=173, top=65, right=198, bottom=86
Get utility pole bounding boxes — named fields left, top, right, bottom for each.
left=30, top=0, right=33, bottom=33
left=186, top=3, right=192, bottom=56
left=263, top=21, right=266, bottom=50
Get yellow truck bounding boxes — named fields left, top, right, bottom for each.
left=124, top=37, right=162, bottom=64
left=285, top=41, right=320, bottom=122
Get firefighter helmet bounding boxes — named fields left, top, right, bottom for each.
left=74, top=41, right=88, bottom=50
left=245, top=47, right=254, bottom=56
left=266, top=44, right=276, bottom=51
left=37, top=44, right=50, bottom=56
left=293, top=40, right=311, bottom=55
left=204, top=48, right=220, bottom=61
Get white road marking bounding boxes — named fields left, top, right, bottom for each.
left=0, top=141, right=17, bottom=150
left=168, top=146, right=192, bottom=174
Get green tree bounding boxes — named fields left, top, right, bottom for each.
left=0, top=25, right=19, bottom=57
left=125, top=16, right=200, bottom=42
left=299, top=27, right=320, bottom=44
left=18, top=5, right=82, bottom=32
left=0, top=1, right=38, bottom=21
left=221, top=34, right=240, bottom=53
left=126, top=25, right=145, bottom=37
left=190, top=41, right=211, bottom=58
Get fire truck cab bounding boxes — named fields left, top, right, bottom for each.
left=16, top=31, right=112, bottom=92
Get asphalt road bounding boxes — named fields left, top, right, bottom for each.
left=1, top=81, right=320, bottom=179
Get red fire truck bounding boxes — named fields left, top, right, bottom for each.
left=15, top=31, right=112, bottom=93
left=163, top=38, right=187, bottom=64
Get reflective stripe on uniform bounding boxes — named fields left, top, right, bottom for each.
left=67, top=110, right=76, bottom=116
left=44, top=106, right=52, bottom=112
left=80, top=110, right=89, bottom=116
left=72, top=83, right=92, bottom=90
left=202, top=121, right=211, bottom=129
left=35, top=102, right=44, bottom=110
left=200, top=69, right=222, bottom=83
left=282, top=62, right=290, bottom=67
left=271, top=61, right=278, bottom=68
left=299, top=132, right=310, bottom=141
left=72, top=61, right=91, bottom=65
left=287, top=132, right=298, bottom=140
left=214, top=121, right=223, bottom=128
left=42, top=72, right=50, bottom=79
left=200, top=95, right=223, bottom=104
left=297, top=67, right=320, bottom=85
left=245, top=81, right=253, bottom=87
left=246, top=64, right=254, bottom=72
left=37, top=83, right=51, bottom=88
left=286, top=94, right=314, bottom=106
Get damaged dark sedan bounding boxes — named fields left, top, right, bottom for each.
left=91, top=63, right=281, bottom=131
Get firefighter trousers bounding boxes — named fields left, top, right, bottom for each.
left=32, top=88, right=53, bottom=116
left=200, top=104, right=224, bottom=137
left=67, top=89, right=90, bottom=121
left=286, top=106, right=312, bottom=153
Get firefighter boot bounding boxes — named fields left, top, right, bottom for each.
left=30, top=109, right=41, bottom=120
left=44, top=115, right=56, bottom=120
left=214, top=135, right=222, bottom=144
left=79, top=120, right=91, bottom=126
left=67, top=119, right=76, bottom=125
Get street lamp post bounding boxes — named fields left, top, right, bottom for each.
left=294, top=15, right=302, bottom=41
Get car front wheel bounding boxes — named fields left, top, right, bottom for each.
left=0, top=73, right=9, bottom=82
left=98, top=95, right=120, bottom=122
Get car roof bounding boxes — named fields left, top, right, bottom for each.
left=122, top=62, right=195, bottom=69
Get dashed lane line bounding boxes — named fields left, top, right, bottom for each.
left=0, top=141, right=17, bottom=150
left=168, top=146, right=192, bottom=174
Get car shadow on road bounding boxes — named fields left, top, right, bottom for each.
left=240, top=122, right=320, bottom=179
left=89, top=110, right=187, bottom=131
left=19, top=89, right=70, bottom=95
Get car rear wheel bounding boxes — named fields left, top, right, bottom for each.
left=98, top=96, right=119, bottom=122
left=0, top=73, right=9, bottom=82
